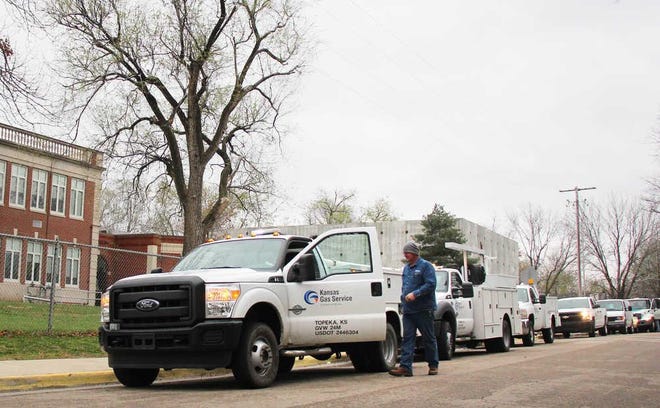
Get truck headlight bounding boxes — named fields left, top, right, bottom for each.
left=100, top=291, right=110, bottom=323
left=580, top=311, right=591, bottom=320
left=206, top=284, right=241, bottom=318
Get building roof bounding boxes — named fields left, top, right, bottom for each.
left=0, top=122, right=104, bottom=169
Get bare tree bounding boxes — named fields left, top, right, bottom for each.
left=537, top=230, right=576, bottom=295
left=304, top=189, right=355, bottom=225
left=581, top=197, right=657, bottom=298
left=507, top=204, right=559, bottom=272
left=0, top=0, right=49, bottom=120
left=360, top=198, right=397, bottom=223
left=46, top=0, right=307, bottom=253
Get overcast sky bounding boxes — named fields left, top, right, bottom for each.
left=272, top=0, right=660, bottom=227
left=2, top=1, right=659, bottom=230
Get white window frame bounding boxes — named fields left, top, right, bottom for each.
left=50, top=173, right=67, bottom=216
left=9, top=164, right=27, bottom=208
left=46, top=244, right=62, bottom=285
left=69, top=178, right=85, bottom=219
left=4, top=238, right=22, bottom=281
left=0, top=160, right=6, bottom=205
left=30, top=169, right=48, bottom=212
left=65, top=247, right=81, bottom=287
left=26, top=241, right=43, bottom=283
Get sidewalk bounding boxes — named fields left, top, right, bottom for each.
left=0, top=356, right=345, bottom=393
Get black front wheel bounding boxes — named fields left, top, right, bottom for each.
left=437, top=320, right=455, bottom=360
left=522, top=319, right=535, bottom=347
left=113, top=368, right=159, bottom=387
left=232, top=322, right=279, bottom=388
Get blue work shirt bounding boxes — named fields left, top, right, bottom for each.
left=401, top=257, right=437, bottom=314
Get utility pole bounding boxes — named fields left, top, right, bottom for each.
left=560, top=186, right=596, bottom=296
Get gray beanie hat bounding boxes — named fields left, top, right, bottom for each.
left=403, top=241, right=420, bottom=255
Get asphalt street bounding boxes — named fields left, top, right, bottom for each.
left=3, top=332, right=659, bottom=408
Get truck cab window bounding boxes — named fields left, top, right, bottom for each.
left=308, top=232, right=372, bottom=279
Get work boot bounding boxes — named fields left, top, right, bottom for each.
left=388, top=366, right=413, bottom=377
left=428, top=366, right=438, bottom=376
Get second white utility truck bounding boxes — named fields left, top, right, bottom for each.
left=432, top=243, right=523, bottom=360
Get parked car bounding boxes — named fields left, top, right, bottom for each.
left=652, top=298, right=660, bottom=332
left=627, top=298, right=656, bottom=333
left=558, top=297, right=607, bottom=338
left=596, top=299, right=633, bottom=334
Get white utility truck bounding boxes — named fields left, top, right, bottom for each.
left=431, top=243, right=523, bottom=360
left=515, top=282, right=560, bottom=345
left=99, top=227, right=402, bottom=388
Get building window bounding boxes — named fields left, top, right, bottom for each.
left=51, top=173, right=67, bottom=215
left=9, top=164, right=27, bottom=207
left=65, top=247, right=81, bottom=286
left=70, top=178, right=85, bottom=218
left=0, top=160, right=6, bottom=205
left=4, top=238, right=22, bottom=280
left=31, top=169, right=48, bottom=211
left=26, top=241, right=43, bottom=283
left=46, top=244, right=62, bottom=284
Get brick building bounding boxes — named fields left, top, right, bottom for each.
left=0, top=123, right=104, bottom=303
left=97, top=233, right=183, bottom=292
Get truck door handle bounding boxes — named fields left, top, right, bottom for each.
left=371, top=282, right=383, bottom=297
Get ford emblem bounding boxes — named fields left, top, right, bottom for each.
left=136, top=298, right=160, bottom=312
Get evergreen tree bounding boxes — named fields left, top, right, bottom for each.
left=415, top=204, right=466, bottom=266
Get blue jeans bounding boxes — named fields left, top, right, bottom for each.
left=400, top=310, right=438, bottom=371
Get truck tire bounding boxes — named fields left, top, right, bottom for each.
left=562, top=332, right=570, bottom=339
left=113, top=368, right=159, bottom=387
left=232, top=322, right=279, bottom=388
left=522, top=318, right=535, bottom=347
left=348, top=346, right=371, bottom=372
left=598, top=323, right=608, bottom=336
left=437, top=320, right=455, bottom=361
left=542, top=320, right=555, bottom=344
left=277, top=356, right=296, bottom=376
left=485, top=318, right=512, bottom=353
left=368, top=323, right=399, bottom=372
left=588, top=320, right=596, bottom=337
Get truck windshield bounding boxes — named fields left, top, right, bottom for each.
left=628, top=299, right=650, bottom=310
left=517, top=288, right=529, bottom=302
left=435, top=270, right=449, bottom=293
left=558, top=298, right=589, bottom=309
left=597, top=300, right=622, bottom=311
left=172, top=239, right=285, bottom=272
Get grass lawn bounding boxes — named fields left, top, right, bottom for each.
left=0, top=301, right=105, bottom=360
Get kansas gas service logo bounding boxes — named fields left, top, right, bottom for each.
left=304, top=290, right=320, bottom=305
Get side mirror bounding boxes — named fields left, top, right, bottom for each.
left=468, top=265, right=486, bottom=285
left=461, top=282, right=474, bottom=298
left=628, top=306, right=633, bottom=312
left=538, top=294, right=547, bottom=304
left=287, top=253, right=317, bottom=282
left=593, top=304, right=600, bottom=309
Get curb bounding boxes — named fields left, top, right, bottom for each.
left=0, top=356, right=348, bottom=393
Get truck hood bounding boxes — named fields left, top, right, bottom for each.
left=606, top=311, right=625, bottom=317
left=119, top=268, right=280, bottom=284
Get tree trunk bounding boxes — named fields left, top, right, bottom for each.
left=182, top=170, right=204, bottom=254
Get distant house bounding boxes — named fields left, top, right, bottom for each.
left=0, top=123, right=104, bottom=303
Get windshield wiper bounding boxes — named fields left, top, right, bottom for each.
left=208, top=265, right=242, bottom=269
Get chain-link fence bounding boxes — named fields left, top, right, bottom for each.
left=0, top=233, right=180, bottom=333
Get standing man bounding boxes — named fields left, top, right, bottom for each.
left=389, top=242, right=439, bottom=377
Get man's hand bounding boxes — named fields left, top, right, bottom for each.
left=405, top=292, right=416, bottom=302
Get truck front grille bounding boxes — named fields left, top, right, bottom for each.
left=110, top=276, right=204, bottom=329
